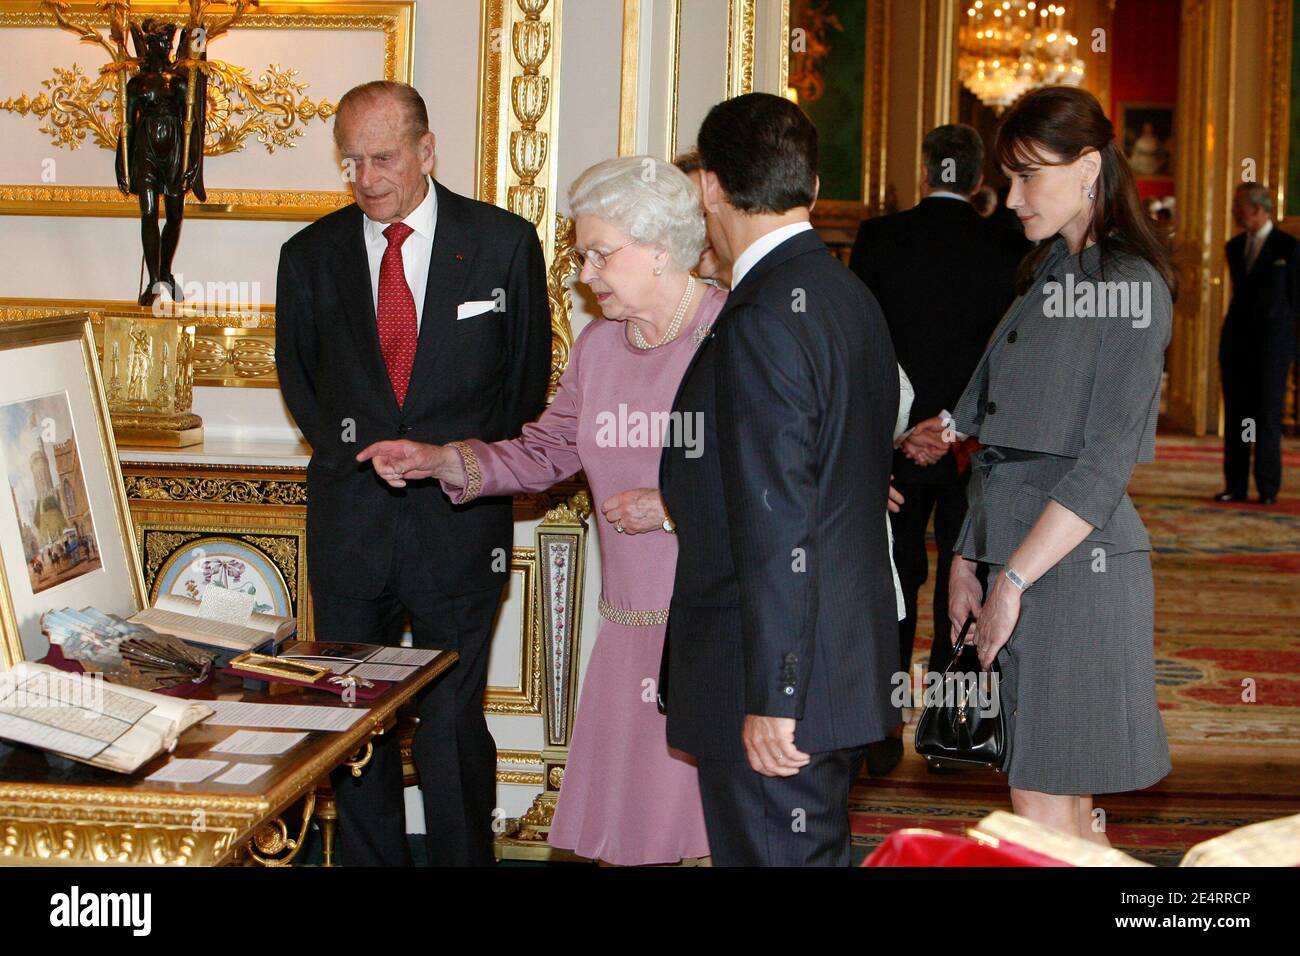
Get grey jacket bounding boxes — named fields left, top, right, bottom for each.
left=951, top=237, right=1173, bottom=566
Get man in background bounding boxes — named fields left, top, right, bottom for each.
left=1217, top=182, right=1299, bottom=505
left=849, top=123, right=1029, bottom=774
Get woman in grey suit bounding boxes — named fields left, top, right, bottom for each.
left=941, top=86, right=1176, bottom=844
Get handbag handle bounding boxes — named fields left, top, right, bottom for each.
left=945, top=614, right=976, bottom=673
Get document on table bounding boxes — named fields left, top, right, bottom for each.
left=369, top=647, right=441, bottom=667
left=202, top=700, right=367, bottom=731
left=211, top=730, right=307, bottom=756
left=213, top=762, right=272, bottom=785
left=347, top=662, right=418, bottom=682
left=147, top=758, right=228, bottom=783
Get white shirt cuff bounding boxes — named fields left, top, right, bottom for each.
left=939, top=409, right=969, bottom=443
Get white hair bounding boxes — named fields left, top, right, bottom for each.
left=566, top=156, right=707, bottom=272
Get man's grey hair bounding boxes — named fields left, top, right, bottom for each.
left=334, top=80, right=430, bottom=144
left=1235, top=182, right=1274, bottom=213
left=567, top=156, right=707, bottom=272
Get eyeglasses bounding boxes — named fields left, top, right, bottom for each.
left=575, top=240, right=636, bottom=270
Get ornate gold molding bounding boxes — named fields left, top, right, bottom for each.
left=496, top=770, right=545, bottom=786
left=124, top=474, right=308, bottom=505
left=0, top=818, right=240, bottom=865
left=484, top=547, right=544, bottom=716
left=0, top=300, right=280, bottom=388
left=727, top=0, right=757, bottom=98
left=477, top=0, right=572, bottom=389
left=1264, top=0, right=1292, bottom=222
left=863, top=0, right=891, bottom=217
left=0, top=1, right=414, bottom=220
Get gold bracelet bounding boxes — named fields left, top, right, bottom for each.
left=447, top=440, right=482, bottom=502
left=598, top=596, right=670, bottom=627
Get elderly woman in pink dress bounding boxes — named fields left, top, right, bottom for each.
left=357, top=155, right=721, bottom=865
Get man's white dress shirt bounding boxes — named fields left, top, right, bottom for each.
left=362, top=175, right=437, bottom=331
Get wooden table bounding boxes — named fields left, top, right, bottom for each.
left=0, top=651, right=457, bottom=866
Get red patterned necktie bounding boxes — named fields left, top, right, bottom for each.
left=377, top=221, right=418, bottom=407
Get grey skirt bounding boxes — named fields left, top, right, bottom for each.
left=987, top=550, right=1172, bottom=795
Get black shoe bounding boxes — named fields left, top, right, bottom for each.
left=1259, top=494, right=1278, bottom=505
left=865, top=737, right=904, bottom=777
left=1213, top=490, right=1247, bottom=502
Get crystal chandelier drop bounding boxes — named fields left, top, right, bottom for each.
left=958, top=1, right=1086, bottom=112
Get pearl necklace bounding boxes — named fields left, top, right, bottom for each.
left=631, top=275, right=696, bottom=350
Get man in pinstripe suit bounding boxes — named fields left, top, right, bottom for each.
left=660, top=94, right=900, bottom=866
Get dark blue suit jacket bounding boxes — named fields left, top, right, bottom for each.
left=660, top=228, right=900, bottom=760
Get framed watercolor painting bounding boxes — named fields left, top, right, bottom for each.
left=0, top=314, right=144, bottom=667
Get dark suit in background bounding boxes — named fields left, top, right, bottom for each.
left=1220, top=225, right=1300, bottom=500
left=661, top=228, right=899, bottom=865
left=849, top=195, right=1028, bottom=676
left=276, top=180, right=551, bottom=865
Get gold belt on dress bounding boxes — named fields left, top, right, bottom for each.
left=598, top=596, right=670, bottom=627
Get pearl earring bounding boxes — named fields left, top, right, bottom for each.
left=653, top=266, right=662, bottom=275
left=1087, top=184, right=1096, bottom=200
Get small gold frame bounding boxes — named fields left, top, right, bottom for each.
left=229, top=651, right=328, bottom=683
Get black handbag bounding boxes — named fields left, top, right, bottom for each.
left=913, top=615, right=1006, bottom=770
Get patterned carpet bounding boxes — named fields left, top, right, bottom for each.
left=852, top=434, right=1300, bottom=866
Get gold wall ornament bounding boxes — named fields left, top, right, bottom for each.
left=546, top=214, right=577, bottom=398
left=0, top=58, right=338, bottom=157
left=0, top=1, right=415, bottom=221
left=478, top=0, right=571, bottom=394
left=1, top=298, right=282, bottom=389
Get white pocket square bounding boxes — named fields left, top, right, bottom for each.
left=457, top=300, right=497, bottom=320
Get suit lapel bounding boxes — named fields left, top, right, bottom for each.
left=331, top=207, right=397, bottom=414
left=401, top=181, right=476, bottom=412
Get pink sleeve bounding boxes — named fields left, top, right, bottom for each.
left=440, top=336, right=585, bottom=504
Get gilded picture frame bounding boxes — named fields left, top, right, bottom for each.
left=0, top=0, right=414, bottom=221
left=0, top=313, right=146, bottom=668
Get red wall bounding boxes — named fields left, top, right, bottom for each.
left=1109, top=0, right=1182, bottom=202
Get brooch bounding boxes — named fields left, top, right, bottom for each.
left=692, top=323, right=713, bottom=347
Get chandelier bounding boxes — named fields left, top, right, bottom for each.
left=958, top=1, right=1086, bottom=112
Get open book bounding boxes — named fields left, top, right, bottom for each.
left=129, top=593, right=296, bottom=657
left=0, top=661, right=213, bottom=774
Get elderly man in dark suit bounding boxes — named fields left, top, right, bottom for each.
left=849, top=124, right=1028, bottom=774
left=276, top=81, right=552, bottom=865
left=660, top=93, right=899, bottom=866
left=1217, top=182, right=1300, bottom=505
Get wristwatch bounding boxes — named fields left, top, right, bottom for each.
left=1004, top=566, right=1031, bottom=590
left=661, top=515, right=676, bottom=534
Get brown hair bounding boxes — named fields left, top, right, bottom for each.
left=334, top=80, right=430, bottom=143
left=673, top=147, right=703, bottom=175
left=995, top=86, right=1177, bottom=300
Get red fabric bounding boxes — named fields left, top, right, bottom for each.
left=863, top=829, right=1072, bottom=867
left=377, top=221, right=418, bottom=407
left=953, top=438, right=981, bottom=477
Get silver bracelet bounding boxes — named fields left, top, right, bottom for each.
left=1004, top=566, right=1031, bottom=591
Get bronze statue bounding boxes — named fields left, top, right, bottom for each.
left=116, top=19, right=207, bottom=306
